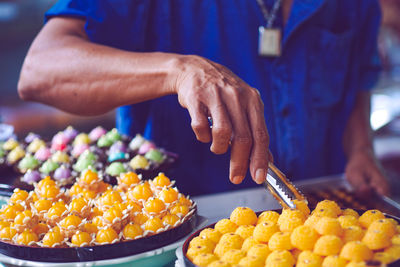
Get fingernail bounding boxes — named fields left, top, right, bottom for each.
left=256, top=169, right=266, bottom=184
left=232, top=176, right=243, bottom=184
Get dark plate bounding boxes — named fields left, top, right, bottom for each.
left=182, top=210, right=400, bottom=267
left=0, top=209, right=197, bottom=262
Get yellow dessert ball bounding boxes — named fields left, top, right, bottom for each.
left=322, top=255, right=348, bottom=267
left=129, top=184, right=153, bottom=201
left=293, top=199, right=311, bottom=217
left=169, top=204, right=189, bottom=217
left=279, top=216, right=304, bottom=232
left=152, top=173, right=171, bottom=187
left=235, top=224, right=255, bottom=240
left=96, top=227, right=119, bottom=244
left=342, top=209, right=359, bottom=218
left=358, top=210, right=385, bottom=229
left=219, top=232, right=243, bottom=248
left=362, top=230, right=391, bottom=250
left=312, top=208, right=338, bottom=218
left=290, top=225, right=319, bottom=251
left=253, top=221, right=279, bottom=243
left=242, top=236, right=260, bottom=252
left=33, top=199, right=52, bottom=213
left=373, top=252, right=394, bottom=264
left=392, top=234, right=400, bottom=246
left=247, top=243, right=271, bottom=261
left=368, top=219, right=397, bottom=238
left=189, top=236, right=216, bottom=250
left=230, top=207, right=257, bottom=226
left=345, top=261, right=367, bottom=267
left=192, top=253, right=218, bottom=267
left=132, top=212, right=149, bottom=225
left=220, top=249, right=246, bottom=265
left=314, top=217, right=343, bottom=236
left=158, top=188, right=178, bottom=204
left=339, top=241, right=373, bottom=262
left=314, top=235, right=343, bottom=256
left=238, top=255, right=265, bottom=267
left=278, top=209, right=306, bottom=224
left=304, top=214, right=323, bottom=228
left=0, top=221, right=10, bottom=231
left=119, top=172, right=140, bottom=186
left=214, top=241, right=240, bottom=257
left=122, top=223, right=143, bottom=239
left=144, top=217, right=164, bottom=233
left=384, top=245, right=400, bottom=261
left=144, top=198, right=166, bottom=214
left=208, top=260, right=230, bottom=267
left=258, top=210, right=280, bottom=224
left=338, top=215, right=360, bottom=228
left=187, top=245, right=213, bottom=261
left=42, top=230, right=64, bottom=247
left=10, top=189, right=29, bottom=204
left=71, top=231, right=92, bottom=247
left=268, top=231, right=293, bottom=251
left=342, top=226, right=364, bottom=243
left=60, top=214, right=82, bottom=228
left=297, top=250, right=323, bottom=267
left=199, top=228, right=222, bottom=244
left=315, top=200, right=342, bottom=216
left=162, top=213, right=180, bottom=226
left=83, top=222, right=98, bottom=234
left=265, top=250, right=295, bottom=267
left=16, top=230, right=39, bottom=245
left=103, top=206, right=123, bottom=223
left=214, top=219, right=238, bottom=234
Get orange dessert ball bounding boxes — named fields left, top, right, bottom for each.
left=293, top=200, right=310, bottom=217
left=80, top=169, right=99, bottom=184
left=162, top=213, right=180, bottom=226
left=119, top=172, right=140, bottom=186
left=92, top=216, right=105, bottom=228
left=37, top=176, right=56, bottom=189
left=33, top=223, right=49, bottom=236
left=129, top=184, right=153, bottom=201
left=0, top=221, right=10, bottom=231
left=10, top=189, right=29, bottom=204
left=47, top=204, right=67, bottom=219
left=253, top=221, right=279, bottom=243
left=314, top=217, right=343, bottom=236
left=144, top=217, right=164, bottom=232
left=132, top=212, right=149, bottom=225
left=258, top=210, right=280, bottom=225
left=342, top=226, right=364, bottom=243
left=122, top=223, right=143, bottom=239
left=230, top=207, right=257, bottom=226
left=33, top=199, right=52, bottom=213
left=178, top=195, right=192, bottom=206
left=290, top=225, right=319, bottom=251
left=339, top=241, right=373, bottom=262
left=368, top=219, right=397, bottom=238
left=144, top=198, right=166, bottom=214
left=315, top=200, right=342, bottom=217
left=235, top=225, right=255, bottom=240
left=42, top=230, right=64, bottom=247
left=152, top=173, right=171, bottom=187
left=158, top=188, right=179, bottom=204
left=40, top=186, right=60, bottom=199
left=96, top=227, right=119, bottom=244
left=103, top=207, right=123, bottom=223
left=17, top=230, right=39, bottom=245
left=84, top=222, right=98, bottom=234
left=359, top=210, right=385, bottom=229
left=69, top=197, right=88, bottom=213
left=214, top=219, right=238, bottom=234
left=14, top=210, right=34, bottom=226
left=170, top=204, right=190, bottom=217
left=100, top=191, right=123, bottom=206
left=69, top=184, right=83, bottom=196
left=0, top=227, right=17, bottom=240
left=1, top=205, right=20, bottom=221
left=200, top=228, right=222, bottom=244
left=71, top=231, right=92, bottom=247
left=60, top=214, right=82, bottom=228
left=314, top=235, right=343, bottom=256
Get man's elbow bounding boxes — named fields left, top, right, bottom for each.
left=18, top=57, right=45, bottom=102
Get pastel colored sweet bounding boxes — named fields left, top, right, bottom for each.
left=22, top=170, right=41, bottom=184
left=51, top=151, right=70, bottom=164
left=18, top=154, right=40, bottom=172
left=0, top=146, right=5, bottom=158
left=106, top=162, right=126, bottom=176
left=129, top=134, right=146, bottom=151
left=63, top=126, right=78, bottom=142
left=7, top=146, right=25, bottom=164
left=24, top=132, right=40, bottom=144
left=72, top=143, right=89, bottom=157
left=89, top=126, right=106, bottom=141
left=34, top=147, right=51, bottom=161
left=3, top=139, right=19, bottom=151
left=109, top=141, right=127, bottom=154
left=97, top=136, right=113, bottom=148
left=52, top=132, right=68, bottom=147
left=39, top=160, right=59, bottom=175
left=108, top=152, right=128, bottom=163
left=129, top=155, right=149, bottom=170
left=27, top=139, right=46, bottom=153
left=138, top=142, right=156, bottom=155
left=73, top=157, right=94, bottom=173
left=73, top=133, right=91, bottom=145
left=54, top=165, right=72, bottom=181
left=79, top=150, right=97, bottom=162
left=144, top=149, right=164, bottom=163
left=105, top=129, right=121, bottom=143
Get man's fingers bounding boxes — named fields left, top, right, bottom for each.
left=209, top=103, right=232, bottom=155
left=345, top=168, right=370, bottom=194
left=187, top=103, right=211, bottom=143
left=247, top=96, right=269, bottom=184
left=369, top=168, right=390, bottom=196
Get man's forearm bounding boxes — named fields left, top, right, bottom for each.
left=343, top=91, right=374, bottom=158
left=18, top=17, right=180, bottom=116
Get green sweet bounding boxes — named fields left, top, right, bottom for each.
left=105, top=128, right=121, bottom=143
left=0, top=146, right=4, bottom=158
left=73, top=157, right=95, bottom=172
left=18, top=155, right=40, bottom=171
left=97, top=135, right=113, bottom=148
left=79, top=150, right=97, bottom=162
left=106, top=162, right=126, bottom=176
left=39, top=160, right=59, bottom=174
left=144, top=149, right=164, bottom=163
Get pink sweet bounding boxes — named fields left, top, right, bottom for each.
left=89, top=126, right=107, bottom=141
left=72, top=143, right=89, bottom=157
left=34, top=147, right=51, bottom=161
left=138, top=141, right=156, bottom=155
left=51, top=132, right=68, bottom=151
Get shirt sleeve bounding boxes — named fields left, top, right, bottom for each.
left=358, top=0, right=382, bottom=91
left=44, top=0, right=91, bottom=22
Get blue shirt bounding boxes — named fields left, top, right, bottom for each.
left=46, top=0, right=381, bottom=195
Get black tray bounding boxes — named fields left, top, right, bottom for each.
left=181, top=210, right=400, bottom=267
left=0, top=210, right=197, bottom=262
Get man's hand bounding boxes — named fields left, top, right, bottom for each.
left=173, top=55, right=270, bottom=185
left=345, top=149, right=389, bottom=196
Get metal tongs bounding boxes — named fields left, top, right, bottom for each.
left=263, top=162, right=306, bottom=209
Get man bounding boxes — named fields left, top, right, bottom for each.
left=18, top=0, right=389, bottom=196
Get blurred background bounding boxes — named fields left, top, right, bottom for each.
left=0, top=0, right=400, bottom=196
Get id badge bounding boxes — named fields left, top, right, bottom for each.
left=258, top=26, right=281, bottom=56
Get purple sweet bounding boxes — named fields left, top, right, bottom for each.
left=63, top=126, right=78, bottom=142
left=109, top=141, right=127, bottom=154
left=89, top=126, right=107, bottom=142
left=72, top=143, right=89, bottom=157
left=138, top=141, right=156, bottom=155
left=53, top=165, right=72, bottom=181
left=25, top=132, right=40, bottom=144
left=34, top=147, right=51, bottom=161
left=22, top=170, right=41, bottom=184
